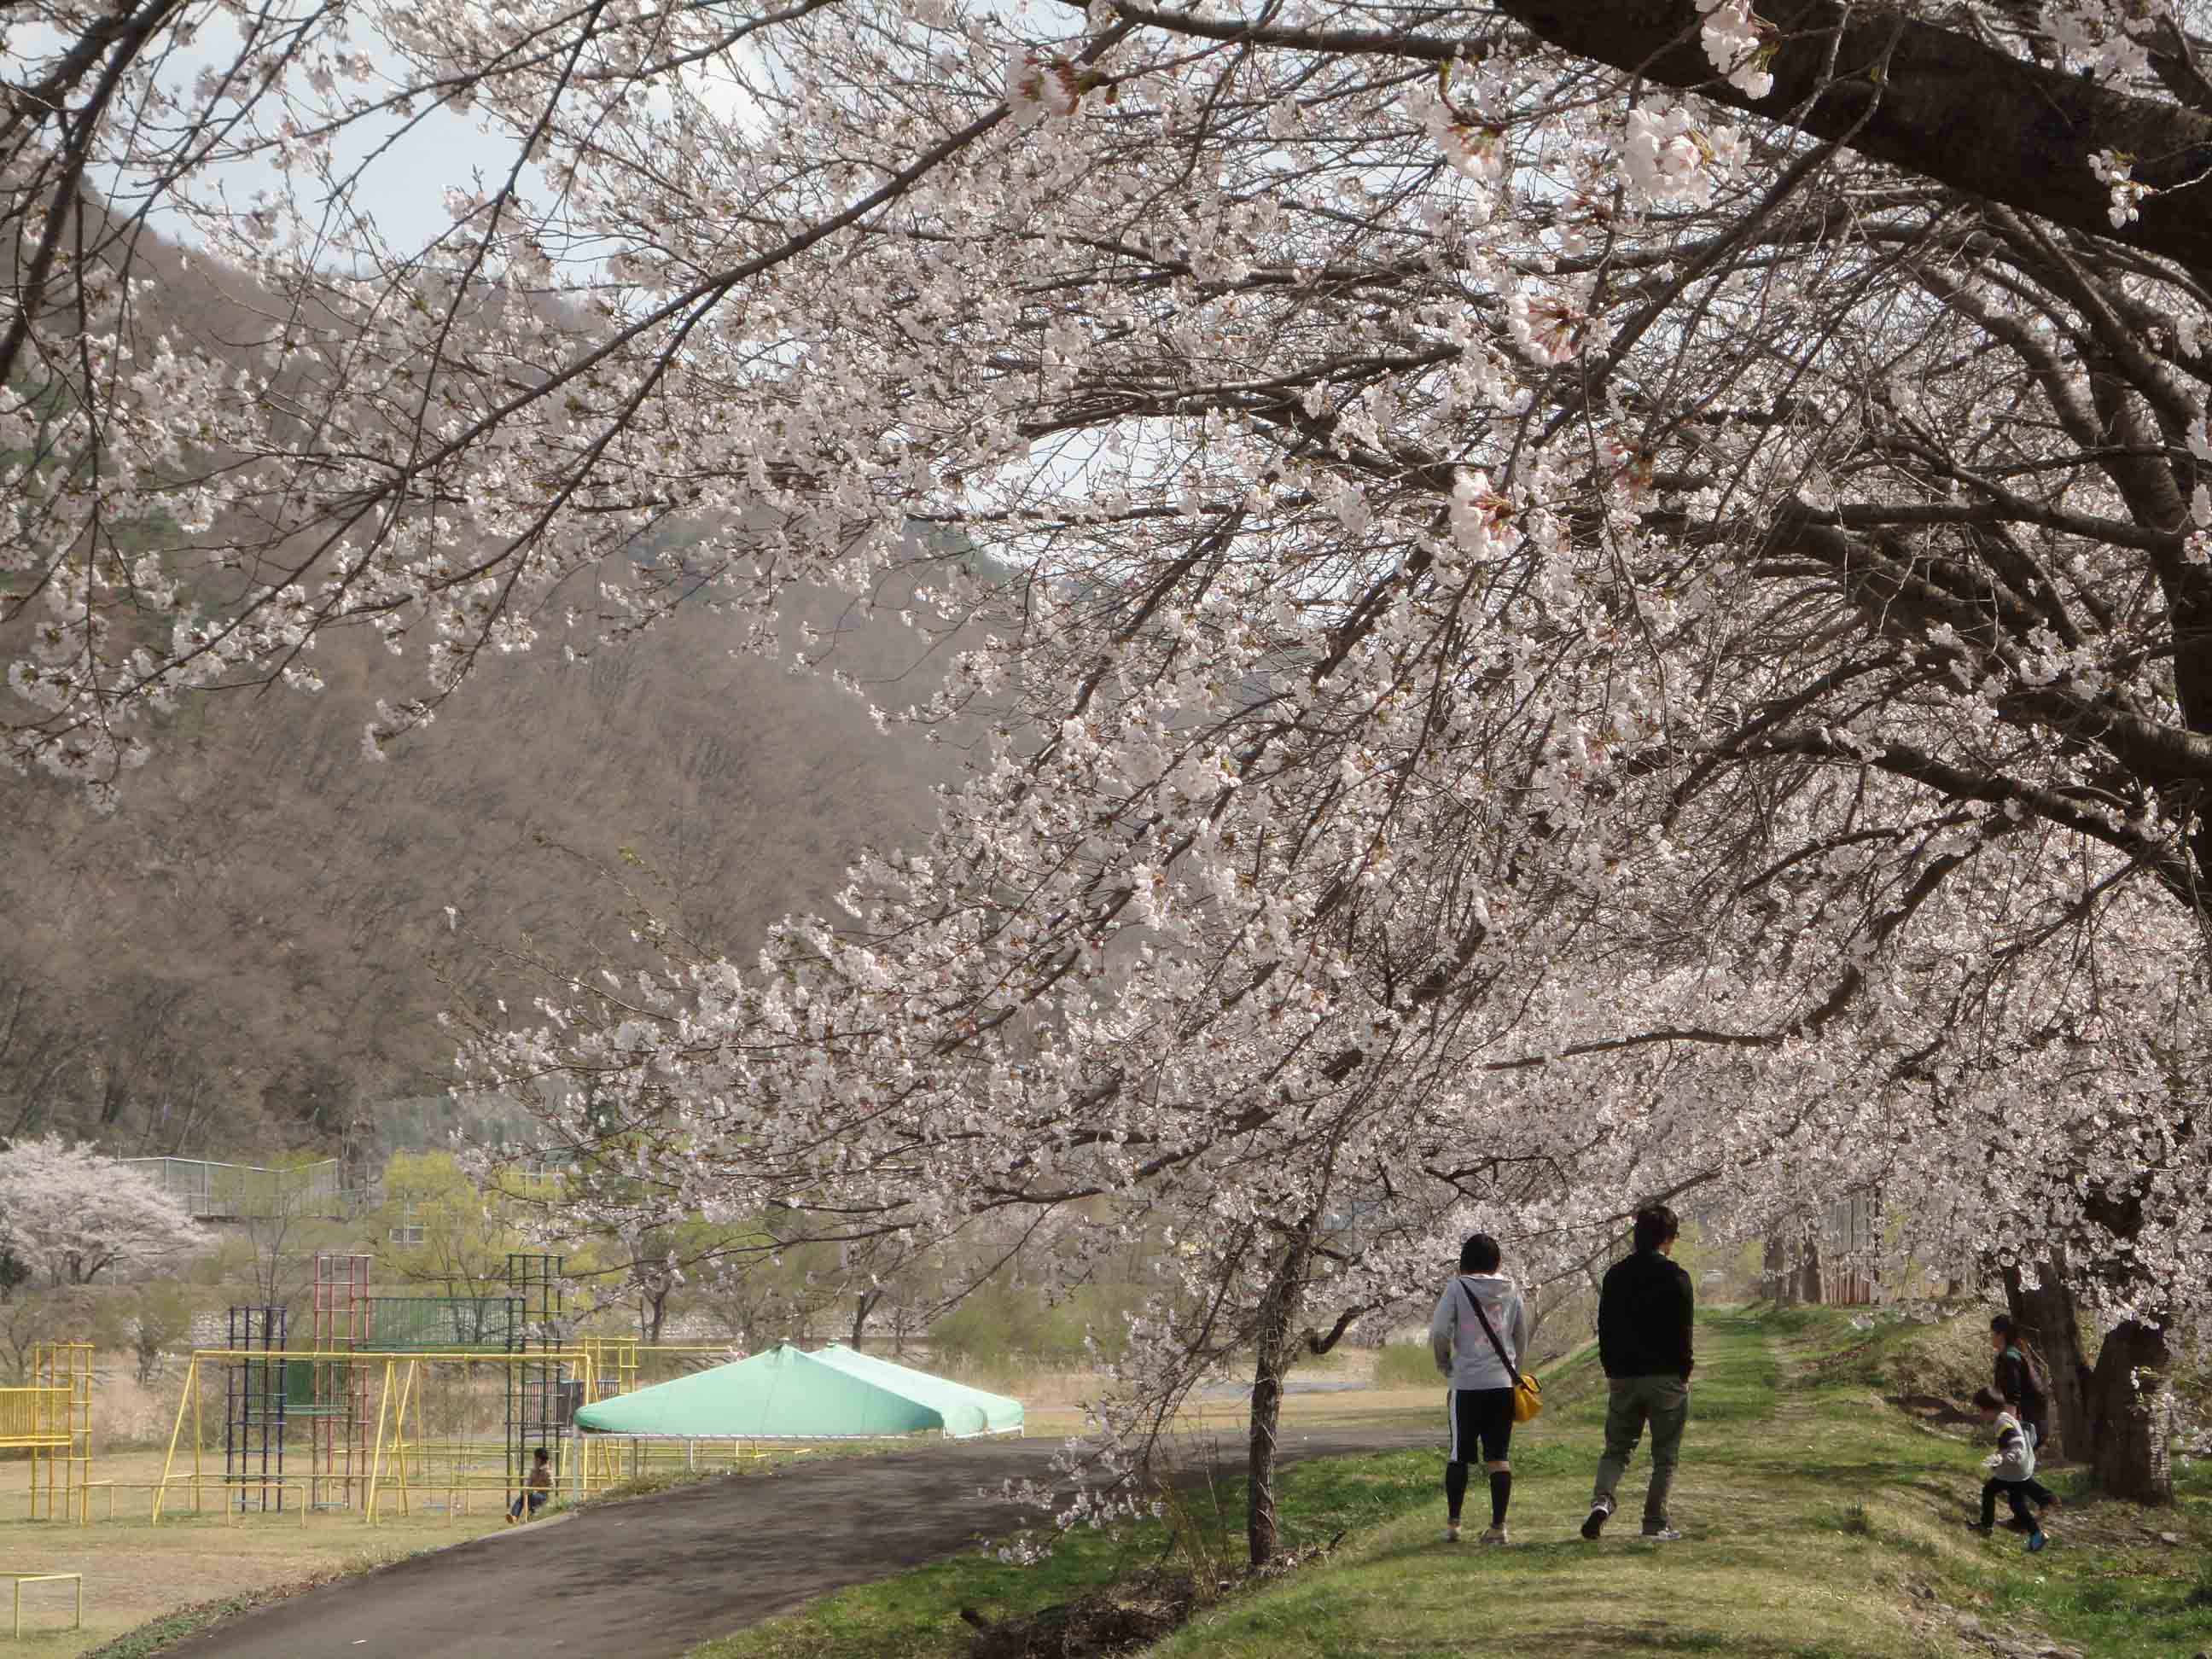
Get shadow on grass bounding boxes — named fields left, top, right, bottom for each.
left=1361, top=1534, right=1600, bottom=1572
left=1889, top=1392, right=1977, bottom=1425
left=1516, top=1620, right=1872, bottom=1658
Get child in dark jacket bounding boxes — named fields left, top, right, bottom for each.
left=508, top=1447, right=552, bottom=1522
left=1989, top=1315, right=2052, bottom=1452
left=1965, top=1388, right=2057, bottom=1551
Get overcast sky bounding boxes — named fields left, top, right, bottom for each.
left=9, top=11, right=547, bottom=259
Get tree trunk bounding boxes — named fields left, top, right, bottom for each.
left=1762, top=1234, right=1795, bottom=1304
left=2084, top=1319, right=2173, bottom=1505
left=1796, top=1237, right=1823, bottom=1306
left=2000, top=1258, right=2090, bottom=1463
left=848, top=1285, right=882, bottom=1353
left=1246, top=1222, right=1315, bottom=1569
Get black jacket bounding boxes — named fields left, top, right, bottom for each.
left=1598, top=1248, right=1695, bottom=1381
left=1994, top=1346, right=2047, bottom=1429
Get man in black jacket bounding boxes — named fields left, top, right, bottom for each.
left=1580, top=1203, right=1694, bottom=1542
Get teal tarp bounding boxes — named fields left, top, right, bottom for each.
left=571, top=1343, right=1023, bottom=1440
left=810, top=1344, right=1023, bottom=1438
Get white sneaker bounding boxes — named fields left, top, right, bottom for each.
left=1442, top=1521, right=1461, bottom=1543
left=1641, top=1525, right=1683, bottom=1541
left=1478, top=1525, right=1509, bottom=1546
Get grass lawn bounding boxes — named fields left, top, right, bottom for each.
left=1156, top=1307, right=2212, bottom=1659
left=690, top=1307, right=2212, bottom=1659
left=0, top=1493, right=507, bottom=1656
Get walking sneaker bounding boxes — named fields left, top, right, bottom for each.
left=1442, top=1520, right=1461, bottom=1544
left=2027, top=1529, right=2048, bottom=1553
left=1478, top=1526, right=1509, bottom=1546
left=1963, top=1521, right=1994, bottom=1535
left=1580, top=1499, right=1612, bottom=1541
left=1640, top=1526, right=1684, bottom=1542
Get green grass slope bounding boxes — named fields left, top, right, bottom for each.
left=689, top=1307, right=2212, bottom=1659
left=1155, top=1309, right=2212, bottom=1659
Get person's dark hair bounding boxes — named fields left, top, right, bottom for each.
left=1971, top=1386, right=2006, bottom=1412
left=1990, top=1313, right=2046, bottom=1372
left=1632, top=1205, right=1680, bottom=1253
left=533, top=1447, right=550, bottom=1463
left=1458, top=1233, right=1502, bottom=1274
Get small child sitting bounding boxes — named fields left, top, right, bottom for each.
left=1965, top=1387, right=2057, bottom=1551
left=507, top=1447, right=553, bottom=1524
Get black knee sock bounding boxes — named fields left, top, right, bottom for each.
left=1444, top=1461, right=1469, bottom=1521
left=1489, top=1470, right=1512, bottom=1527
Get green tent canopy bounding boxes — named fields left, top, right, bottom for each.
left=571, top=1343, right=1023, bottom=1440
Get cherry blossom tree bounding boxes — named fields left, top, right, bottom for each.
left=9, top=0, right=2212, bottom=1537
left=0, top=1134, right=207, bottom=1285
left=3, top=0, right=2204, bottom=796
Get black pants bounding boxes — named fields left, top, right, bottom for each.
left=1445, top=1387, right=1515, bottom=1522
left=1979, top=1476, right=2053, bottom=1528
left=1448, top=1385, right=1515, bottom=1464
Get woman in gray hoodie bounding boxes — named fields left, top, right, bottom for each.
left=1428, top=1233, right=1530, bottom=1545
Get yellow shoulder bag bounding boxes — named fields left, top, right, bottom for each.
left=1460, top=1279, right=1543, bottom=1423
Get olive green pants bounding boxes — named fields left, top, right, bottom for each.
left=1590, top=1375, right=1689, bottom=1530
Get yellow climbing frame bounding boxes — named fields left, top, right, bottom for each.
left=0, top=1342, right=94, bottom=1524
left=152, top=1348, right=604, bottom=1524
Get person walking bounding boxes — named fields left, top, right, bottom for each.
left=1429, top=1232, right=1529, bottom=1545
left=1580, top=1203, right=1693, bottom=1543
left=1989, top=1314, right=2056, bottom=1459
left=1965, top=1387, right=2056, bottom=1551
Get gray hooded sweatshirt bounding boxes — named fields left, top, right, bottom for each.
left=1987, top=1409, right=2037, bottom=1483
left=1429, top=1272, right=1528, bottom=1391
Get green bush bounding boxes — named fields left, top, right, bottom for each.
left=929, top=1282, right=1137, bottom=1371
left=1371, top=1343, right=1440, bottom=1388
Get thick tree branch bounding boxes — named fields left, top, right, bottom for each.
left=1117, top=1, right=2212, bottom=268
left=1494, top=1, right=2212, bottom=270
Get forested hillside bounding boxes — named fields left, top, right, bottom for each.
left=3, top=589, right=960, bottom=1154
left=2, top=288, right=966, bottom=1160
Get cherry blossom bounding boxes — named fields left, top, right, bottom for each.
left=6, top=0, right=2211, bottom=1537
left=0, top=1138, right=207, bottom=1286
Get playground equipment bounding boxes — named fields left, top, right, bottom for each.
left=308, top=1251, right=371, bottom=1510
left=154, top=1344, right=605, bottom=1522
left=0, top=1342, right=94, bottom=1525
left=5, top=1245, right=756, bottom=1529
left=155, top=1251, right=600, bottom=1522
left=7, top=1572, right=83, bottom=1639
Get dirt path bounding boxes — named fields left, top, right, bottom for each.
left=161, top=1425, right=1434, bottom=1659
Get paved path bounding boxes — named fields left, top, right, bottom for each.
left=166, top=1425, right=1434, bottom=1659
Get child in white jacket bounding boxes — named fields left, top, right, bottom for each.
left=1966, top=1387, right=2057, bottom=1551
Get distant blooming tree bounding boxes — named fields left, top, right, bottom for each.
left=0, top=1136, right=207, bottom=1286
left=9, top=0, right=2212, bottom=1542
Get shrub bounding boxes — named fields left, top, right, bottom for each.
left=929, top=1282, right=1137, bottom=1371
left=1372, top=1343, right=1439, bottom=1388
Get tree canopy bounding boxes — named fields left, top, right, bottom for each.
left=8, top=0, right=2211, bottom=1532
left=0, top=1135, right=206, bottom=1286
